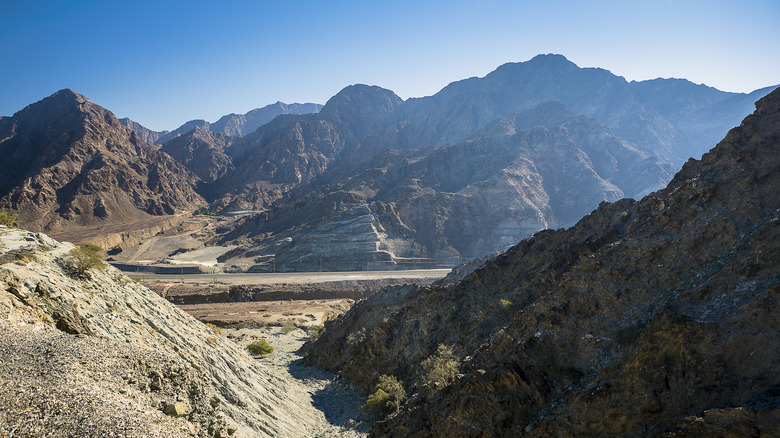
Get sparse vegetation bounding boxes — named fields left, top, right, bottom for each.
left=0, top=212, right=17, bottom=227
left=194, top=206, right=218, bottom=217
left=500, top=299, right=513, bottom=309
left=346, top=327, right=367, bottom=348
left=362, top=374, right=407, bottom=415
left=206, top=323, right=223, bottom=335
left=281, top=321, right=296, bottom=333
left=362, top=388, right=392, bottom=414
left=421, top=344, right=459, bottom=389
left=246, top=339, right=274, bottom=356
left=61, top=245, right=106, bottom=279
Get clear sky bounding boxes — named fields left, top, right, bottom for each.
left=1, top=0, right=778, bottom=131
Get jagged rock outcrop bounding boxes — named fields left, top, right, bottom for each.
left=160, top=128, right=235, bottom=183
left=304, top=88, right=780, bottom=436
left=0, top=89, right=205, bottom=232
left=0, top=226, right=326, bottom=436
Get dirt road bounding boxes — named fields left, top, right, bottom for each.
left=131, top=269, right=450, bottom=285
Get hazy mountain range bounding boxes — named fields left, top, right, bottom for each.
left=0, top=54, right=774, bottom=268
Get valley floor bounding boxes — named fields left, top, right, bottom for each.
left=226, top=326, right=370, bottom=437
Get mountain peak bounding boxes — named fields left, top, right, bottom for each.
left=320, top=84, right=403, bottom=122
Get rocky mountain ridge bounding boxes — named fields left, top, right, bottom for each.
left=0, top=89, right=204, bottom=232
left=303, top=87, right=780, bottom=435
left=1, top=55, right=775, bottom=271
left=120, top=101, right=323, bottom=144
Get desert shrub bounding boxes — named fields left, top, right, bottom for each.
left=205, top=323, right=222, bottom=335
left=206, top=336, right=217, bottom=346
left=246, top=339, right=274, bottom=356
left=500, top=299, right=513, bottom=309
left=62, top=245, right=106, bottom=279
left=362, top=388, right=392, bottom=414
left=281, top=321, right=296, bottom=333
left=421, top=344, right=459, bottom=389
left=346, top=327, right=367, bottom=348
left=0, top=212, right=17, bottom=227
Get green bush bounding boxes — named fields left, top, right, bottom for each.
left=500, top=299, right=513, bottom=309
left=0, top=212, right=17, bottom=227
left=246, top=339, right=273, bottom=356
left=421, top=344, right=459, bottom=389
left=362, top=388, right=392, bottom=414
left=62, top=245, right=106, bottom=279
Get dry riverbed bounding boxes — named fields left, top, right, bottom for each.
left=226, top=326, right=371, bottom=437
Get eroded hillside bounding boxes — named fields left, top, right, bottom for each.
left=0, top=227, right=336, bottom=437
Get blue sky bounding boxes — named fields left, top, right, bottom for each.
left=1, top=0, right=778, bottom=131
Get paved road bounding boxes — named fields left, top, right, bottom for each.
left=130, top=269, right=451, bottom=285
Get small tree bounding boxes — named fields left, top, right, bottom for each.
left=378, top=374, right=406, bottom=413
left=363, top=374, right=407, bottom=415
left=0, top=212, right=17, bottom=227
left=421, top=344, right=459, bottom=389
left=62, top=245, right=105, bottom=279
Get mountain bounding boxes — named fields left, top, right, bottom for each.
left=209, top=55, right=772, bottom=269
left=156, top=119, right=212, bottom=145
left=209, top=85, right=404, bottom=212
left=304, top=88, right=780, bottom=436
left=160, top=128, right=235, bottom=183
left=392, top=54, right=769, bottom=165
left=118, top=117, right=169, bottom=144
left=219, top=102, right=675, bottom=269
left=0, top=89, right=204, bottom=232
left=121, top=101, right=323, bottom=145
left=210, top=101, right=323, bottom=138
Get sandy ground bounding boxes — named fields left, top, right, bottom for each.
left=225, top=326, right=370, bottom=437
left=178, top=299, right=354, bottom=327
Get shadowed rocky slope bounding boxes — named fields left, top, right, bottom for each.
left=303, top=88, right=780, bottom=436
left=0, top=89, right=204, bottom=232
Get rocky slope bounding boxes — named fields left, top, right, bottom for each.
left=303, top=87, right=780, bottom=436
left=209, top=85, right=404, bottom=211
left=0, top=226, right=330, bottom=437
left=161, top=128, right=235, bottom=183
left=219, top=102, right=674, bottom=267
left=0, top=89, right=204, bottom=232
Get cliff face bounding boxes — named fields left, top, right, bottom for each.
left=303, top=89, right=780, bottom=436
left=0, top=227, right=325, bottom=437
left=0, top=89, right=204, bottom=232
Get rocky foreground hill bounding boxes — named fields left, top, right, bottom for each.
left=0, top=227, right=336, bottom=437
left=303, top=87, right=780, bottom=435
